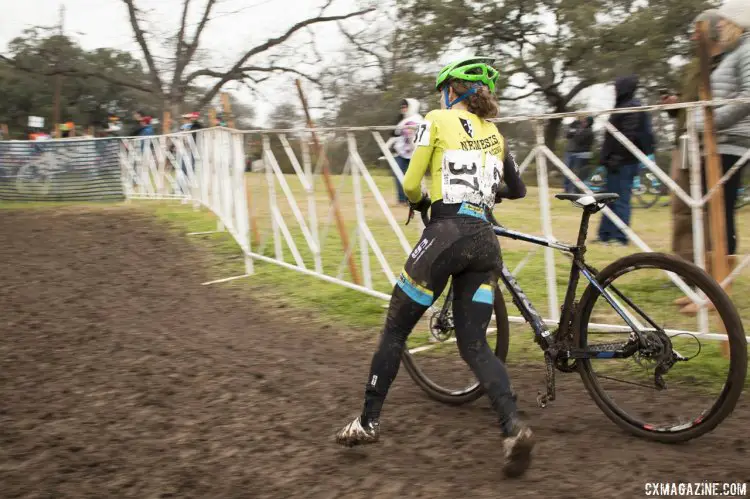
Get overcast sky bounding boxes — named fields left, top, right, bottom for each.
left=2, top=0, right=615, bottom=128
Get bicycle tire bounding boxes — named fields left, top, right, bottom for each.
left=632, top=172, right=661, bottom=209
left=401, top=288, right=510, bottom=406
left=574, top=252, right=747, bottom=443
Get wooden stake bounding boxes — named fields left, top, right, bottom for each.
left=162, top=110, right=172, bottom=135
left=696, top=20, right=730, bottom=357
left=209, top=108, right=217, bottom=127
left=295, top=79, right=361, bottom=285
left=53, top=75, right=62, bottom=138
left=1, top=123, right=9, bottom=138
left=220, top=92, right=236, bottom=128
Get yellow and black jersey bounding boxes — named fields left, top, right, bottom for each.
left=402, top=109, right=524, bottom=206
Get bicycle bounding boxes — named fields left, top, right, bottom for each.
left=402, top=193, right=747, bottom=443
left=581, top=162, right=665, bottom=209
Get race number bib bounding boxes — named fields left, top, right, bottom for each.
left=414, top=121, right=431, bottom=147
left=441, top=149, right=504, bottom=206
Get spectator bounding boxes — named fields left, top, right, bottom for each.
left=563, top=115, right=595, bottom=193
left=596, top=74, right=656, bottom=245
left=693, top=0, right=750, bottom=257
left=180, top=112, right=203, bottom=179
left=662, top=9, right=726, bottom=264
left=138, top=116, right=154, bottom=136
left=129, top=110, right=146, bottom=136
left=390, top=98, right=423, bottom=206
left=181, top=111, right=203, bottom=144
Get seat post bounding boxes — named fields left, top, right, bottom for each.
left=576, top=209, right=593, bottom=247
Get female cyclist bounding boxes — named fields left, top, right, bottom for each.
left=335, top=57, right=534, bottom=478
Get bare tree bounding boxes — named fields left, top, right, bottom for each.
left=335, top=1, right=404, bottom=92
left=120, top=0, right=373, bottom=117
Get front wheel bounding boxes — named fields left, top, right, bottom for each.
left=401, top=280, right=510, bottom=405
left=574, top=252, right=747, bottom=443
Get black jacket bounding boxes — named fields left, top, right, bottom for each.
left=600, top=75, right=656, bottom=170
left=565, top=117, right=595, bottom=153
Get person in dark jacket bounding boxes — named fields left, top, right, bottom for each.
left=563, top=116, right=595, bottom=193
left=129, top=110, right=146, bottom=137
left=597, top=75, right=655, bottom=245
left=137, top=116, right=154, bottom=136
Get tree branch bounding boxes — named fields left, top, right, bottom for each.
left=338, top=22, right=386, bottom=70
left=195, top=6, right=374, bottom=108
left=499, top=88, right=540, bottom=101
left=0, top=54, right=153, bottom=93
left=318, top=0, right=335, bottom=15
left=176, top=0, right=191, bottom=57
left=182, top=0, right=217, bottom=73
left=186, top=65, right=322, bottom=87
left=120, top=0, right=164, bottom=95
left=562, top=78, right=594, bottom=107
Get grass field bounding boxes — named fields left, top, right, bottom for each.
left=3, top=171, right=749, bottom=388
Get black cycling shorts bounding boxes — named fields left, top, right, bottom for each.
left=396, top=202, right=503, bottom=307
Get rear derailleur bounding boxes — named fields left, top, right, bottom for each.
left=636, top=329, right=690, bottom=390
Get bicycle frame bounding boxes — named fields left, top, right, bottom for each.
left=492, top=209, right=645, bottom=360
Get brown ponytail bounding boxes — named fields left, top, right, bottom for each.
left=449, top=80, right=499, bottom=119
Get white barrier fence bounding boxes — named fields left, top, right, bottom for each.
left=116, top=98, right=749, bottom=343
left=121, top=128, right=254, bottom=281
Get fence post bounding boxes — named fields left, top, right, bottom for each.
left=263, top=135, right=283, bottom=261
left=301, top=137, right=322, bottom=273
left=686, top=110, right=710, bottom=335
left=697, top=20, right=729, bottom=356
left=351, top=149, right=372, bottom=289
left=296, top=79, right=361, bottom=284
left=232, top=132, right=253, bottom=274
left=534, top=121, right=560, bottom=321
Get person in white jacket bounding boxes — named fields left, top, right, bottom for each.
left=390, top=98, right=423, bottom=205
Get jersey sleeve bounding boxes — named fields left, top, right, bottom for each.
left=495, top=145, right=527, bottom=201
left=402, top=112, right=438, bottom=203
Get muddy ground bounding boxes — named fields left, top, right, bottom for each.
left=0, top=207, right=748, bottom=498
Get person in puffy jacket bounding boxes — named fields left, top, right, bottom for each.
left=596, top=74, right=656, bottom=245
left=662, top=9, right=725, bottom=264
left=390, top=98, right=423, bottom=205
left=694, top=0, right=750, bottom=256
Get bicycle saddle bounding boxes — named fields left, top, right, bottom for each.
left=555, top=193, right=619, bottom=211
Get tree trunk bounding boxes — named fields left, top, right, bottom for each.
left=544, top=116, right=563, bottom=148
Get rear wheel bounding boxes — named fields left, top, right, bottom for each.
left=401, top=279, right=510, bottom=405
left=575, top=252, right=747, bottom=443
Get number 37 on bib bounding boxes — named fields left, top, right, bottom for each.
left=441, top=149, right=503, bottom=206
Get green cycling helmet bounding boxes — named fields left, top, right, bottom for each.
left=435, top=56, right=500, bottom=93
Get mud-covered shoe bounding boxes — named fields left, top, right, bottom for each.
left=335, top=416, right=380, bottom=447
left=502, top=424, right=534, bottom=478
